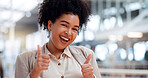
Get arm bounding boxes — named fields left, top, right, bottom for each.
left=15, top=55, right=31, bottom=78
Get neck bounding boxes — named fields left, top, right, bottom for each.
left=47, top=41, right=64, bottom=59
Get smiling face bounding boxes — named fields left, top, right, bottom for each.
left=48, top=14, right=79, bottom=50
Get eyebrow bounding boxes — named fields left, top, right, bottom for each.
left=60, top=20, right=79, bottom=28
left=61, top=20, right=70, bottom=24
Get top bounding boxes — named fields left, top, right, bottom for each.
left=15, top=43, right=102, bottom=78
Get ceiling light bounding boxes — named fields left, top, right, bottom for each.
left=127, top=32, right=143, bottom=38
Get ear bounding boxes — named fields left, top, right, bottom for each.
left=48, top=20, right=53, bottom=31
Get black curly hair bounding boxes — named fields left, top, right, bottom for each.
left=38, top=0, right=91, bottom=31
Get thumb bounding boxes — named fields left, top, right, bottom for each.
left=84, top=54, right=92, bottom=64
left=37, top=45, right=42, bottom=56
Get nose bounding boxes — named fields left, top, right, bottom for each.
left=65, top=28, right=72, bottom=36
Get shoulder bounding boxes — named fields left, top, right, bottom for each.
left=18, top=50, right=37, bottom=58
left=15, top=50, right=38, bottom=76
left=16, top=50, right=37, bottom=63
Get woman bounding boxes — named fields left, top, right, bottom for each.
left=15, top=0, right=101, bottom=78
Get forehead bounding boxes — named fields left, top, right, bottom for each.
left=56, top=14, right=79, bottom=25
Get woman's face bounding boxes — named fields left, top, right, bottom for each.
left=48, top=14, right=79, bottom=50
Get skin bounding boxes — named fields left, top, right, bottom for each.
left=47, top=14, right=80, bottom=59
left=81, top=54, right=94, bottom=78
left=30, top=14, right=94, bottom=78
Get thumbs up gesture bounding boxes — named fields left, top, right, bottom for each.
left=81, top=54, right=94, bottom=78
left=30, top=45, right=50, bottom=78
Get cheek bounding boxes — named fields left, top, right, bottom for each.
left=72, top=32, right=78, bottom=40
left=52, top=26, right=61, bottom=35
left=50, top=29, right=58, bottom=40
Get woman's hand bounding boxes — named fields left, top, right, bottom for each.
left=30, top=45, right=50, bottom=78
left=81, top=54, right=94, bottom=78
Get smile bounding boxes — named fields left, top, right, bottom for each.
left=60, top=36, right=70, bottom=42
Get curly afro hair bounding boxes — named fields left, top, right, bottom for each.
left=38, top=0, right=91, bottom=31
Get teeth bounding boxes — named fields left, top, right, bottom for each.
left=60, top=36, right=69, bottom=41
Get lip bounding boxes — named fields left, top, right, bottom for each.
left=60, top=36, right=69, bottom=41
left=59, top=35, right=70, bottom=44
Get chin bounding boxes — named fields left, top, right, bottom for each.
left=56, top=45, right=67, bottom=50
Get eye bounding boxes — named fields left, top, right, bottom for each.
left=61, top=24, right=67, bottom=27
left=72, top=28, right=78, bottom=32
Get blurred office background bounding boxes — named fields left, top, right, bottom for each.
left=0, top=0, right=148, bottom=78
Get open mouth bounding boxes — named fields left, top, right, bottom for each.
left=60, top=36, right=70, bottom=42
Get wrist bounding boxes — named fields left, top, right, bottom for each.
left=30, top=68, right=41, bottom=78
